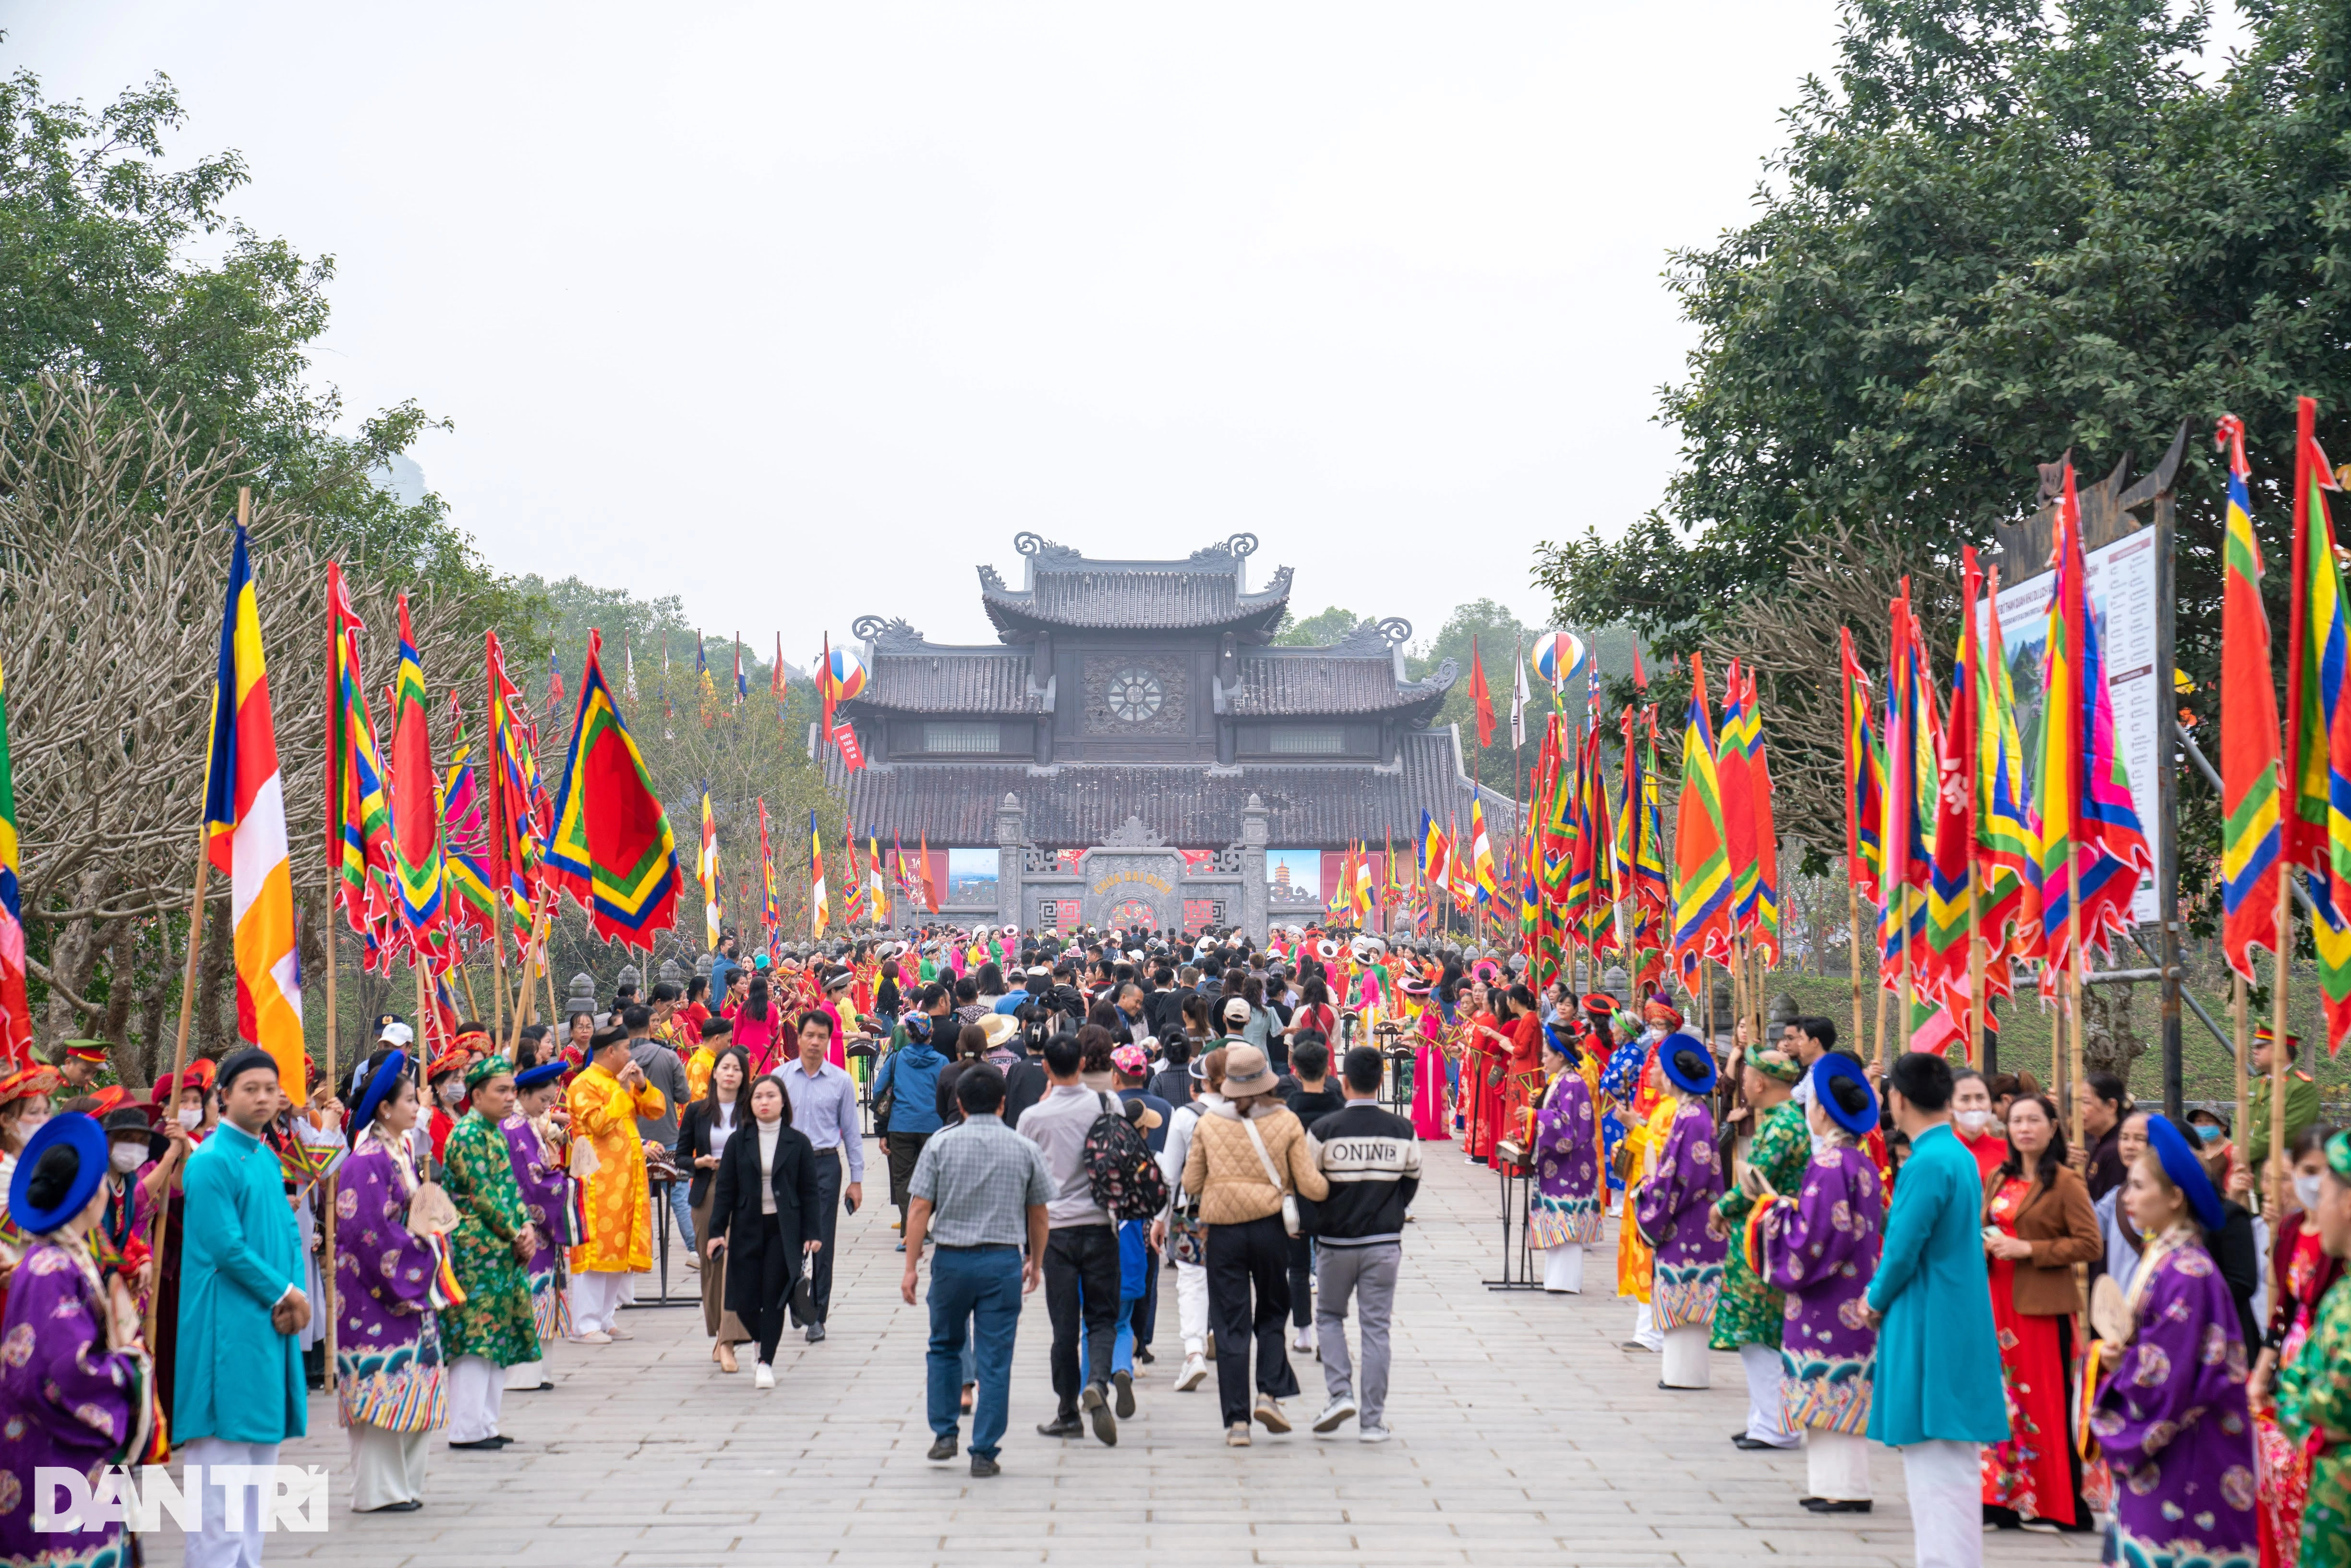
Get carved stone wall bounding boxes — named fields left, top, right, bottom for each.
left=1081, top=653, right=1188, bottom=736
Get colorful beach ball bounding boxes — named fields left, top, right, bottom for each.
left=822, top=644, right=868, bottom=701
left=1531, top=630, right=1586, bottom=688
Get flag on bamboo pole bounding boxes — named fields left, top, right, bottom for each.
left=696, top=632, right=718, bottom=726
left=1419, top=811, right=1447, bottom=882
left=1918, top=553, right=1983, bottom=1049
left=441, top=691, right=500, bottom=941
left=868, top=834, right=890, bottom=926
left=759, top=800, right=782, bottom=955
left=0, top=655, right=30, bottom=1068
left=809, top=809, right=829, bottom=936
left=1670, top=651, right=1734, bottom=982
left=1976, top=580, right=2038, bottom=977
left=546, top=651, right=565, bottom=717
left=388, top=595, right=448, bottom=953
left=485, top=630, right=541, bottom=944
left=1838, top=628, right=1886, bottom=907
left=1877, top=589, right=1935, bottom=987
left=1353, top=842, right=1376, bottom=924
left=735, top=634, right=747, bottom=707
left=2218, top=414, right=2282, bottom=980
left=2031, top=462, right=2155, bottom=989
left=326, top=564, right=395, bottom=934
left=543, top=630, right=683, bottom=949
left=1717, top=662, right=1758, bottom=941
left=1576, top=725, right=1619, bottom=957
left=772, top=634, right=787, bottom=706
left=699, top=794, right=721, bottom=948
left=2283, top=398, right=2351, bottom=1044
left=917, top=831, right=938, bottom=913
left=204, top=524, right=306, bottom=1094
left=1470, top=802, right=1501, bottom=905
left=1468, top=638, right=1496, bottom=749
left=1745, top=674, right=1780, bottom=965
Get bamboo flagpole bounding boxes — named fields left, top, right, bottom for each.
left=2268, top=870, right=2291, bottom=1218
left=319, top=580, right=341, bottom=1397
left=485, top=636, right=509, bottom=1049
left=142, top=829, right=211, bottom=1350
left=2231, top=971, right=2249, bottom=1181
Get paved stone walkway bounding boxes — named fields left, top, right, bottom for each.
left=157, top=1133, right=2099, bottom=1566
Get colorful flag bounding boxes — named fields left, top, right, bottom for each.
left=2218, top=413, right=2282, bottom=980
left=699, top=794, right=721, bottom=949
left=758, top=800, right=782, bottom=953
left=1919, top=553, right=1982, bottom=1048
left=485, top=630, right=542, bottom=944
left=1419, top=811, right=1447, bottom=881
left=1976, top=580, right=2038, bottom=974
left=1716, top=661, right=1758, bottom=941
left=917, top=831, right=938, bottom=913
left=696, top=632, right=718, bottom=725
left=2283, top=398, right=2351, bottom=1042
left=441, top=691, right=500, bottom=942
left=204, top=524, right=305, bottom=1094
left=543, top=630, right=683, bottom=949
left=809, top=809, right=830, bottom=936
left=1467, top=638, right=1495, bottom=749
left=325, top=564, right=395, bottom=936
left=1470, top=801, right=1501, bottom=905
left=735, top=634, right=747, bottom=706
left=547, top=651, right=565, bottom=716
left=869, top=834, right=891, bottom=926
left=1745, top=673, right=1780, bottom=966
left=772, top=634, right=787, bottom=705
left=1838, top=628, right=1885, bottom=906
left=387, top=595, right=448, bottom=951
left=1669, top=651, right=1733, bottom=981
left=0, top=655, right=29, bottom=1067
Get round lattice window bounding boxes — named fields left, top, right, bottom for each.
left=1107, top=668, right=1163, bottom=723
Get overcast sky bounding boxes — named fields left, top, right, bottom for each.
left=13, top=3, right=1858, bottom=665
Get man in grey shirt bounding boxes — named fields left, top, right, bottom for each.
left=780, top=1010, right=866, bottom=1342
left=902, top=1062, right=1051, bottom=1477
left=623, top=1003, right=695, bottom=1254
left=1017, top=1031, right=1125, bottom=1446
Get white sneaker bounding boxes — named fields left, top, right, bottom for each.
left=754, top=1363, right=776, bottom=1390
left=565, top=1330, right=612, bottom=1345
left=1174, top=1355, right=1208, bottom=1392
left=605, top=1321, right=636, bottom=1341
left=1359, top=1424, right=1392, bottom=1443
left=1291, top=1324, right=1314, bottom=1353
left=1313, top=1395, right=1357, bottom=1433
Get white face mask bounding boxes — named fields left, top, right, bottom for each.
left=177, top=1106, right=203, bottom=1130
left=110, top=1143, right=147, bottom=1173
left=1956, top=1109, right=1993, bottom=1134
left=2296, top=1173, right=2325, bottom=1213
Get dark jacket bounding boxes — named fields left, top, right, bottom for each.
left=2213, top=1200, right=2262, bottom=1354
left=1003, top=1054, right=1050, bottom=1128
left=1144, top=989, right=1187, bottom=1046
left=1306, top=1102, right=1421, bottom=1246
left=675, top=1096, right=747, bottom=1209
left=708, top=1117, right=822, bottom=1321
left=1982, top=1162, right=2100, bottom=1316
left=1147, top=1064, right=1194, bottom=1109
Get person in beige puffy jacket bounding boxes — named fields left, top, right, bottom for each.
left=1180, top=1044, right=1330, bottom=1446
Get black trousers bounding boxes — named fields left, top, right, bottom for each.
left=1043, top=1224, right=1119, bottom=1415
left=886, top=1131, right=930, bottom=1220
left=1286, top=1233, right=1314, bottom=1327
left=1134, top=1236, right=1161, bottom=1352
left=750, top=1215, right=795, bottom=1364
left=1206, top=1213, right=1299, bottom=1427
left=803, top=1147, right=843, bottom=1323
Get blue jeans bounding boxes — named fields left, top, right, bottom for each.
left=927, top=1246, right=1024, bottom=1458
left=1079, top=1292, right=1137, bottom=1378
left=665, top=1178, right=696, bottom=1253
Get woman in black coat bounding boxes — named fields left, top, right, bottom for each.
left=706, top=1073, right=824, bottom=1385
left=676, top=1045, right=752, bottom=1371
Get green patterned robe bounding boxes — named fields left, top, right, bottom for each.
left=2279, top=1273, right=2351, bottom=1568
left=1710, top=1098, right=1809, bottom=1352
left=439, top=1108, right=540, bottom=1366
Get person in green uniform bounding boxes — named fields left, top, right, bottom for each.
left=2277, top=1127, right=2351, bottom=1568
left=439, top=1056, right=541, bottom=1451
left=1708, top=1046, right=1808, bottom=1452
left=2245, top=1026, right=2323, bottom=1179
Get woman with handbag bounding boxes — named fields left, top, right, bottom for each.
left=1179, top=1045, right=1330, bottom=1447
left=705, top=1073, right=823, bottom=1390
left=676, top=1047, right=752, bottom=1373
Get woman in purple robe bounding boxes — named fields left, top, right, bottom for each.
left=335, top=1050, right=447, bottom=1513
left=0, top=1113, right=152, bottom=1568
left=500, top=1063, right=572, bottom=1391
left=1755, top=1053, right=1883, bottom=1514
left=1528, top=1025, right=1602, bottom=1294
left=2088, top=1115, right=2257, bottom=1568
left=1633, top=1033, right=1725, bottom=1389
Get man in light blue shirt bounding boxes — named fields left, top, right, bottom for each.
left=782, top=1009, right=866, bottom=1342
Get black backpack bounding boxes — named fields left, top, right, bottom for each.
left=1082, top=1094, right=1170, bottom=1223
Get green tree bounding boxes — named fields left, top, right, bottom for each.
left=1274, top=605, right=1365, bottom=646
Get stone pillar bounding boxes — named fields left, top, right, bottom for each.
left=995, top=793, right=1025, bottom=931
left=1240, top=793, right=1271, bottom=944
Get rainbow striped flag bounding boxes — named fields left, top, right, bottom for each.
left=0, top=654, right=29, bottom=1068
left=2283, top=398, right=2351, bottom=1044
left=1717, top=663, right=1758, bottom=945
left=1670, top=652, right=1733, bottom=981
left=204, top=524, right=306, bottom=1095
left=326, top=565, right=395, bottom=939
left=387, top=596, right=448, bottom=953
left=1976, top=579, right=2038, bottom=981
left=485, top=631, right=543, bottom=946
left=760, top=800, right=782, bottom=950
left=1742, top=672, right=1780, bottom=966
left=1838, top=629, right=1885, bottom=908
left=1471, top=804, right=1501, bottom=906
left=543, top=631, right=682, bottom=950
left=1918, top=552, right=1982, bottom=1049
left=2218, top=414, right=2281, bottom=980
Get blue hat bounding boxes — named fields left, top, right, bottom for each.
left=353, top=1050, right=411, bottom=1134
left=9, top=1112, right=108, bottom=1235
left=1809, top=1054, right=1879, bottom=1137
left=1657, top=1032, right=1716, bottom=1096
left=514, top=1061, right=567, bottom=1092
left=1541, top=1021, right=1582, bottom=1067
left=2144, top=1114, right=2226, bottom=1233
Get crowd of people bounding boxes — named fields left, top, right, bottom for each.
left=2, top=919, right=2350, bottom=1568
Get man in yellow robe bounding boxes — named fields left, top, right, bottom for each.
left=1612, top=1059, right=1677, bottom=1351
left=565, top=1027, right=666, bottom=1343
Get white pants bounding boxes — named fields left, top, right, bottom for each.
left=570, top=1270, right=629, bottom=1334
left=1900, top=1440, right=1983, bottom=1568
left=447, top=1355, right=506, bottom=1442
left=181, top=1436, right=279, bottom=1568
left=1540, top=1243, right=1584, bottom=1293
left=1740, top=1343, right=1796, bottom=1446
left=1630, top=1300, right=1663, bottom=1351
left=1175, top=1258, right=1208, bottom=1357
left=1807, top=1430, right=1871, bottom=1502
left=345, top=1423, right=427, bottom=1511
left=505, top=1356, right=546, bottom=1389
left=1660, top=1324, right=1709, bottom=1387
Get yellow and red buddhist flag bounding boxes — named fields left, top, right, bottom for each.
left=2218, top=414, right=2282, bottom=980
left=758, top=799, right=782, bottom=954
left=543, top=630, right=682, bottom=949
left=204, top=525, right=305, bottom=1094
left=1670, top=651, right=1733, bottom=981
left=699, top=793, right=721, bottom=948
left=869, top=834, right=891, bottom=926
left=809, top=809, right=830, bottom=936
left=0, top=655, right=29, bottom=1067
left=1470, top=802, right=1501, bottom=906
